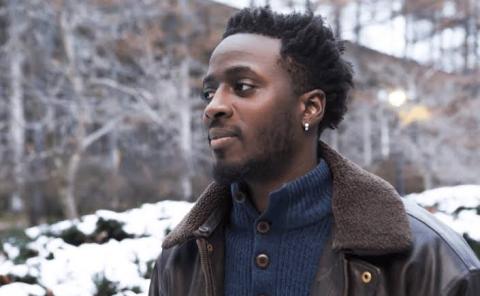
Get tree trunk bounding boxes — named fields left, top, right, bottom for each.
left=333, top=5, right=342, bottom=38
left=379, top=107, right=390, bottom=158
left=109, top=131, right=121, bottom=209
left=58, top=6, right=86, bottom=218
left=177, top=0, right=193, bottom=201
left=8, top=4, right=27, bottom=219
left=178, top=59, right=193, bottom=201
left=62, top=152, right=81, bottom=219
left=423, top=167, right=433, bottom=190
left=305, top=0, right=312, bottom=12
left=354, top=0, right=362, bottom=44
left=463, top=17, right=470, bottom=72
left=403, top=0, right=410, bottom=58
left=474, top=0, right=479, bottom=71
left=30, top=125, right=47, bottom=224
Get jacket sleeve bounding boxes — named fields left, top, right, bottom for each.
left=148, top=252, right=169, bottom=296
left=446, top=270, right=480, bottom=296
left=148, top=262, right=160, bottom=296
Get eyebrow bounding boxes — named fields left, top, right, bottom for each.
left=203, top=65, right=257, bottom=86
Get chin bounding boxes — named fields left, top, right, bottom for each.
left=211, top=158, right=248, bottom=185
left=213, top=151, right=244, bottom=166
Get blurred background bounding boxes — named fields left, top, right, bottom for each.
left=0, top=0, right=479, bottom=295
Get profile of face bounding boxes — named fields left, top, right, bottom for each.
left=202, top=33, right=303, bottom=184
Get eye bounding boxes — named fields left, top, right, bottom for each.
left=201, top=89, right=215, bottom=102
left=233, top=81, right=255, bottom=96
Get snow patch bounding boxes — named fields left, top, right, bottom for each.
left=0, top=200, right=193, bottom=296
left=406, top=185, right=480, bottom=240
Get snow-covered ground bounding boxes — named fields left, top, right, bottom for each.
left=0, top=185, right=479, bottom=295
left=406, top=185, right=480, bottom=241
left=0, top=201, right=193, bottom=296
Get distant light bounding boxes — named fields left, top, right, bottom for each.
left=377, top=89, right=388, bottom=102
left=399, top=105, right=432, bottom=125
left=388, top=89, right=407, bottom=107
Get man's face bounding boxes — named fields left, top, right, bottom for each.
left=202, top=33, right=301, bottom=184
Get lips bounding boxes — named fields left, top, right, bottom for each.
left=208, top=127, right=239, bottom=149
left=208, top=128, right=238, bottom=141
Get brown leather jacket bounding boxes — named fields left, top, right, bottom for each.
left=149, top=143, right=480, bottom=296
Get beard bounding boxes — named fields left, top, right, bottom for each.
left=211, top=109, right=297, bottom=185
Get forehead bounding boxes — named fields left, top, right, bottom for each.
left=207, top=33, right=283, bottom=76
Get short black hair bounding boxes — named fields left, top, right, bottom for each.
left=223, top=6, right=354, bottom=133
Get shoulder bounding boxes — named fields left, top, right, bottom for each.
left=402, top=199, right=480, bottom=294
left=156, top=239, right=199, bottom=273
left=403, top=198, right=479, bottom=270
left=149, top=239, right=200, bottom=296
left=149, top=241, right=199, bottom=296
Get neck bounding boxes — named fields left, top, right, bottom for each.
left=245, top=144, right=318, bottom=212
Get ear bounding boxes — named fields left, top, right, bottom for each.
left=299, top=89, right=326, bottom=131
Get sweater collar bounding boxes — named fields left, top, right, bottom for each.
left=162, top=141, right=412, bottom=255
left=229, top=159, right=332, bottom=231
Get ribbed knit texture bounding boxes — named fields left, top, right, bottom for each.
left=224, top=159, right=333, bottom=296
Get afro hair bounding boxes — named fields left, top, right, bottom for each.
left=223, top=6, right=354, bottom=133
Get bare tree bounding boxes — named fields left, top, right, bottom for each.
left=6, top=0, right=27, bottom=219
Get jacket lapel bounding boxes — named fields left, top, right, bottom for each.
left=319, top=141, right=412, bottom=254
left=162, top=183, right=230, bottom=249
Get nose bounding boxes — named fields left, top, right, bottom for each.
left=203, top=86, right=233, bottom=125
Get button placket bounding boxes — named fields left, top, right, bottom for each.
left=251, top=201, right=276, bottom=294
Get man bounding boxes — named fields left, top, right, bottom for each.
left=149, top=7, right=480, bottom=296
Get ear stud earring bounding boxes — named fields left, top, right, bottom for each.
left=303, top=122, right=309, bottom=132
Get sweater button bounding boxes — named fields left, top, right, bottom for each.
left=256, top=221, right=270, bottom=234
left=255, top=253, right=270, bottom=269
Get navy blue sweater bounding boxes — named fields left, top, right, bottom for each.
left=224, top=159, right=333, bottom=296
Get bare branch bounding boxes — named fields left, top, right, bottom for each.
left=81, top=117, right=122, bottom=151
left=88, top=77, right=163, bottom=125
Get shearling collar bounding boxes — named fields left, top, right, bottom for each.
left=162, top=142, right=412, bottom=255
